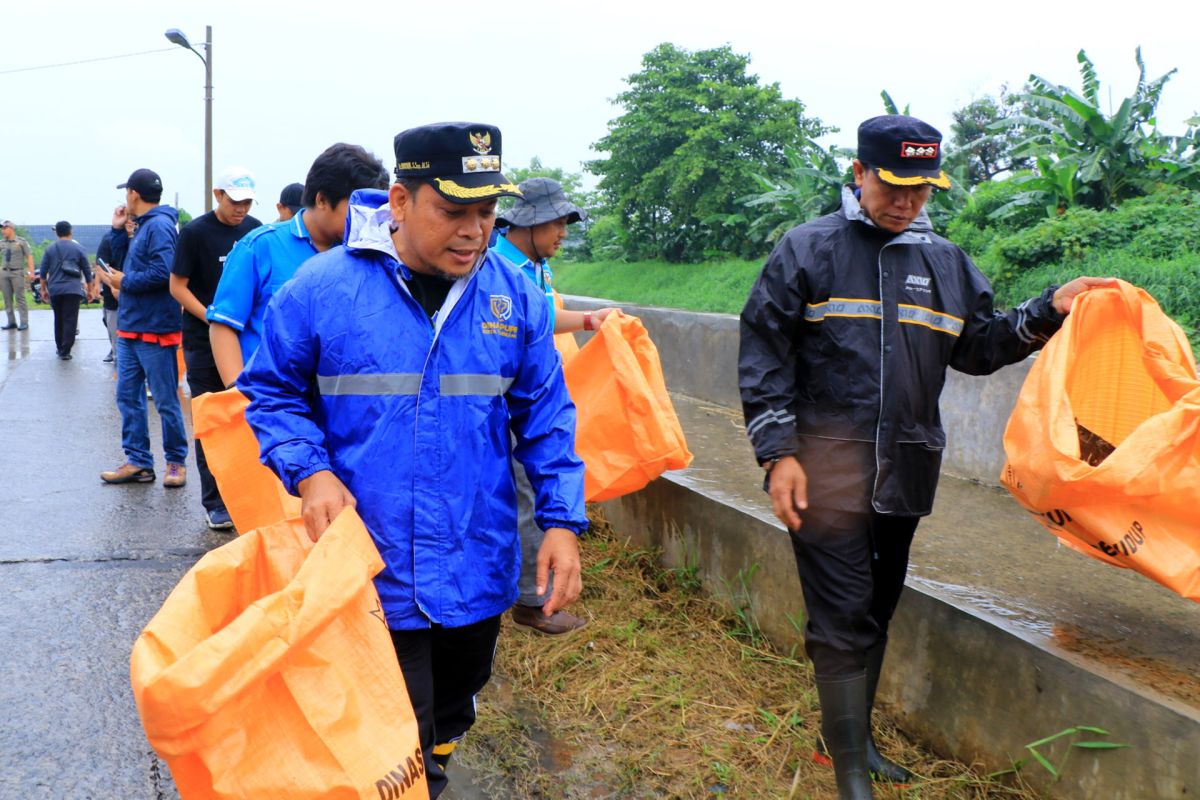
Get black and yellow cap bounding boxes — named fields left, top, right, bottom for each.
left=857, top=115, right=951, bottom=190
left=393, top=122, right=523, bottom=204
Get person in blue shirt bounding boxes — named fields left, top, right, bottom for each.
left=208, top=144, right=388, bottom=387
left=492, top=178, right=617, bottom=634
left=238, top=122, right=588, bottom=799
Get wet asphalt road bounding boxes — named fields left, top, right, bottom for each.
left=0, top=309, right=228, bottom=799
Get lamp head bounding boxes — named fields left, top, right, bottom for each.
left=164, top=28, right=192, bottom=49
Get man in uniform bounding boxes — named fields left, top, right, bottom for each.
left=0, top=219, right=34, bottom=331
left=169, top=166, right=263, bottom=529
left=208, top=144, right=388, bottom=386
left=492, top=177, right=616, bottom=634
left=239, top=122, right=587, bottom=798
left=738, top=115, right=1111, bottom=800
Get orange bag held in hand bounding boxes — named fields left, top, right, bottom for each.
left=131, top=510, right=429, bottom=800
left=564, top=311, right=693, bottom=501
left=192, top=389, right=301, bottom=532
left=1001, top=281, right=1200, bottom=601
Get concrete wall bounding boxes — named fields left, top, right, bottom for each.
left=564, top=296, right=1032, bottom=486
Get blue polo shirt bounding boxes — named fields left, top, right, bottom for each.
left=492, top=232, right=556, bottom=329
left=207, top=210, right=318, bottom=361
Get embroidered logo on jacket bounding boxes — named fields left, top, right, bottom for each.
left=483, top=294, right=518, bottom=339
left=905, top=274, right=931, bottom=288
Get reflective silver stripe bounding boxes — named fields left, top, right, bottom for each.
left=440, top=373, right=514, bottom=396
left=804, top=300, right=883, bottom=322
left=317, top=373, right=422, bottom=396
left=897, top=304, right=964, bottom=336
left=746, top=409, right=795, bottom=438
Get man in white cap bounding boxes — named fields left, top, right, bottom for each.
left=169, top=166, right=262, bottom=529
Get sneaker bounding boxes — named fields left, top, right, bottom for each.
left=205, top=507, right=235, bottom=530
left=163, top=463, right=187, bottom=488
left=100, top=463, right=156, bottom=484
left=17, top=323, right=28, bottom=331
left=510, top=604, right=589, bottom=635
left=102, top=353, right=114, bottom=363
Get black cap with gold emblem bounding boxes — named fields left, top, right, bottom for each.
left=393, top=121, right=523, bottom=204
left=857, top=115, right=951, bottom=189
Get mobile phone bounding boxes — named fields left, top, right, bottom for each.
left=96, top=257, right=113, bottom=274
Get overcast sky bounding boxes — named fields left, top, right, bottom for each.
left=3, top=0, right=1198, bottom=224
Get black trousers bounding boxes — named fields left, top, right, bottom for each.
left=50, top=294, right=81, bottom=355
left=183, top=342, right=226, bottom=514
left=788, top=507, right=918, bottom=677
left=390, top=615, right=502, bottom=799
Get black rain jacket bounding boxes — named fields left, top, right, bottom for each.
left=739, top=187, right=1063, bottom=516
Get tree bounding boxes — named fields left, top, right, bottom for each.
left=588, top=43, right=828, bottom=262
left=947, top=89, right=1036, bottom=185
left=992, top=48, right=1200, bottom=218
left=735, top=140, right=852, bottom=246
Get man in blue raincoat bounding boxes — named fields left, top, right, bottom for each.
left=239, top=121, right=588, bottom=799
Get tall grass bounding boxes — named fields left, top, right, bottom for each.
left=554, top=258, right=763, bottom=315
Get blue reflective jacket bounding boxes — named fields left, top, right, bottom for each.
left=240, top=190, right=587, bottom=629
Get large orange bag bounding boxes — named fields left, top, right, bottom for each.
left=1001, top=281, right=1200, bottom=601
left=131, top=510, right=428, bottom=799
left=192, top=389, right=301, bottom=532
left=564, top=312, right=693, bottom=501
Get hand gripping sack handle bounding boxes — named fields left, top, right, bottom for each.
left=563, top=311, right=693, bottom=501
left=131, top=510, right=429, bottom=800
left=1001, top=281, right=1200, bottom=601
left=192, top=389, right=302, bottom=532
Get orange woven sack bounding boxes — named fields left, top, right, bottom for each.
left=1001, top=281, right=1200, bottom=601
left=564, top=312, right=693, bottom=501
left=192, top=389, right=301, bottom=532
left=131, top=510, right=429, bottom=800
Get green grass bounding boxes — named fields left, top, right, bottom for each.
left=554, top=258, right=763, bottom=315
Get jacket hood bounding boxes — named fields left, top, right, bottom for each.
left=137, top=204, right=178, bottom=225
left=840, top=186, right=932, bottom=234
left=344, top=189, right=394, bottom=258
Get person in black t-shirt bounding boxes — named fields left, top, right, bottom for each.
left=169, top=166, right=262, bottom=530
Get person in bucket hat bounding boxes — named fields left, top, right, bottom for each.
left=738, top=114, right=1113, bottom=799
left=492, top=177, right=617, bottom=634
left=239, top=122, right=588, bottom=798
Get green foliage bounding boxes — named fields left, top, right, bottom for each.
left=947, top=88, right=1037, bottom=185
left=588, top=43, right=827, bottom=262
left=732, top=140, right=853, bottom=246
left=177, top=208, right=193, bottom=227
left=554, top=257, right=763, bottom=315
left=991, top=726, right=1129, bottom=784
left=982, top=188, right=1200, bottom=270
left=992, top=47, right=1200, bottom=218
left=880, top=90, right=910, bottom=116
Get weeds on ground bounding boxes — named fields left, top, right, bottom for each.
left=460, top=510, right=1053, bottom=799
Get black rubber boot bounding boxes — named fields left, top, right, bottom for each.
left=864, top=641, right=914, bottom=784
left=815, top=672, right=874, bottom=800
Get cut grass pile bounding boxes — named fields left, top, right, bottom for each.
left=458, top=510, right=1044, bottom=799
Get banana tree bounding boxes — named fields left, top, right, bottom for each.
left=989, top=47, right=1200, bottom=219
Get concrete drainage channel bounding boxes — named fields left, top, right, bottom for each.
left=564, top=297, right=1200, bottom=799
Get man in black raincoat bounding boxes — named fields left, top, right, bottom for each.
left=738, top=114, right=1110, bottom=800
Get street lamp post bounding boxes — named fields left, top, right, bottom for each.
left=165, top=26, right=213, bottom=213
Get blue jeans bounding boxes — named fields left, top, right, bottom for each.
left=116, top=337, right=188, bottom=469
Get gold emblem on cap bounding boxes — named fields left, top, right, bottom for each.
left=466, top=158, right=478, bottom=171
left=469, top=131, right=493, bottom=155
